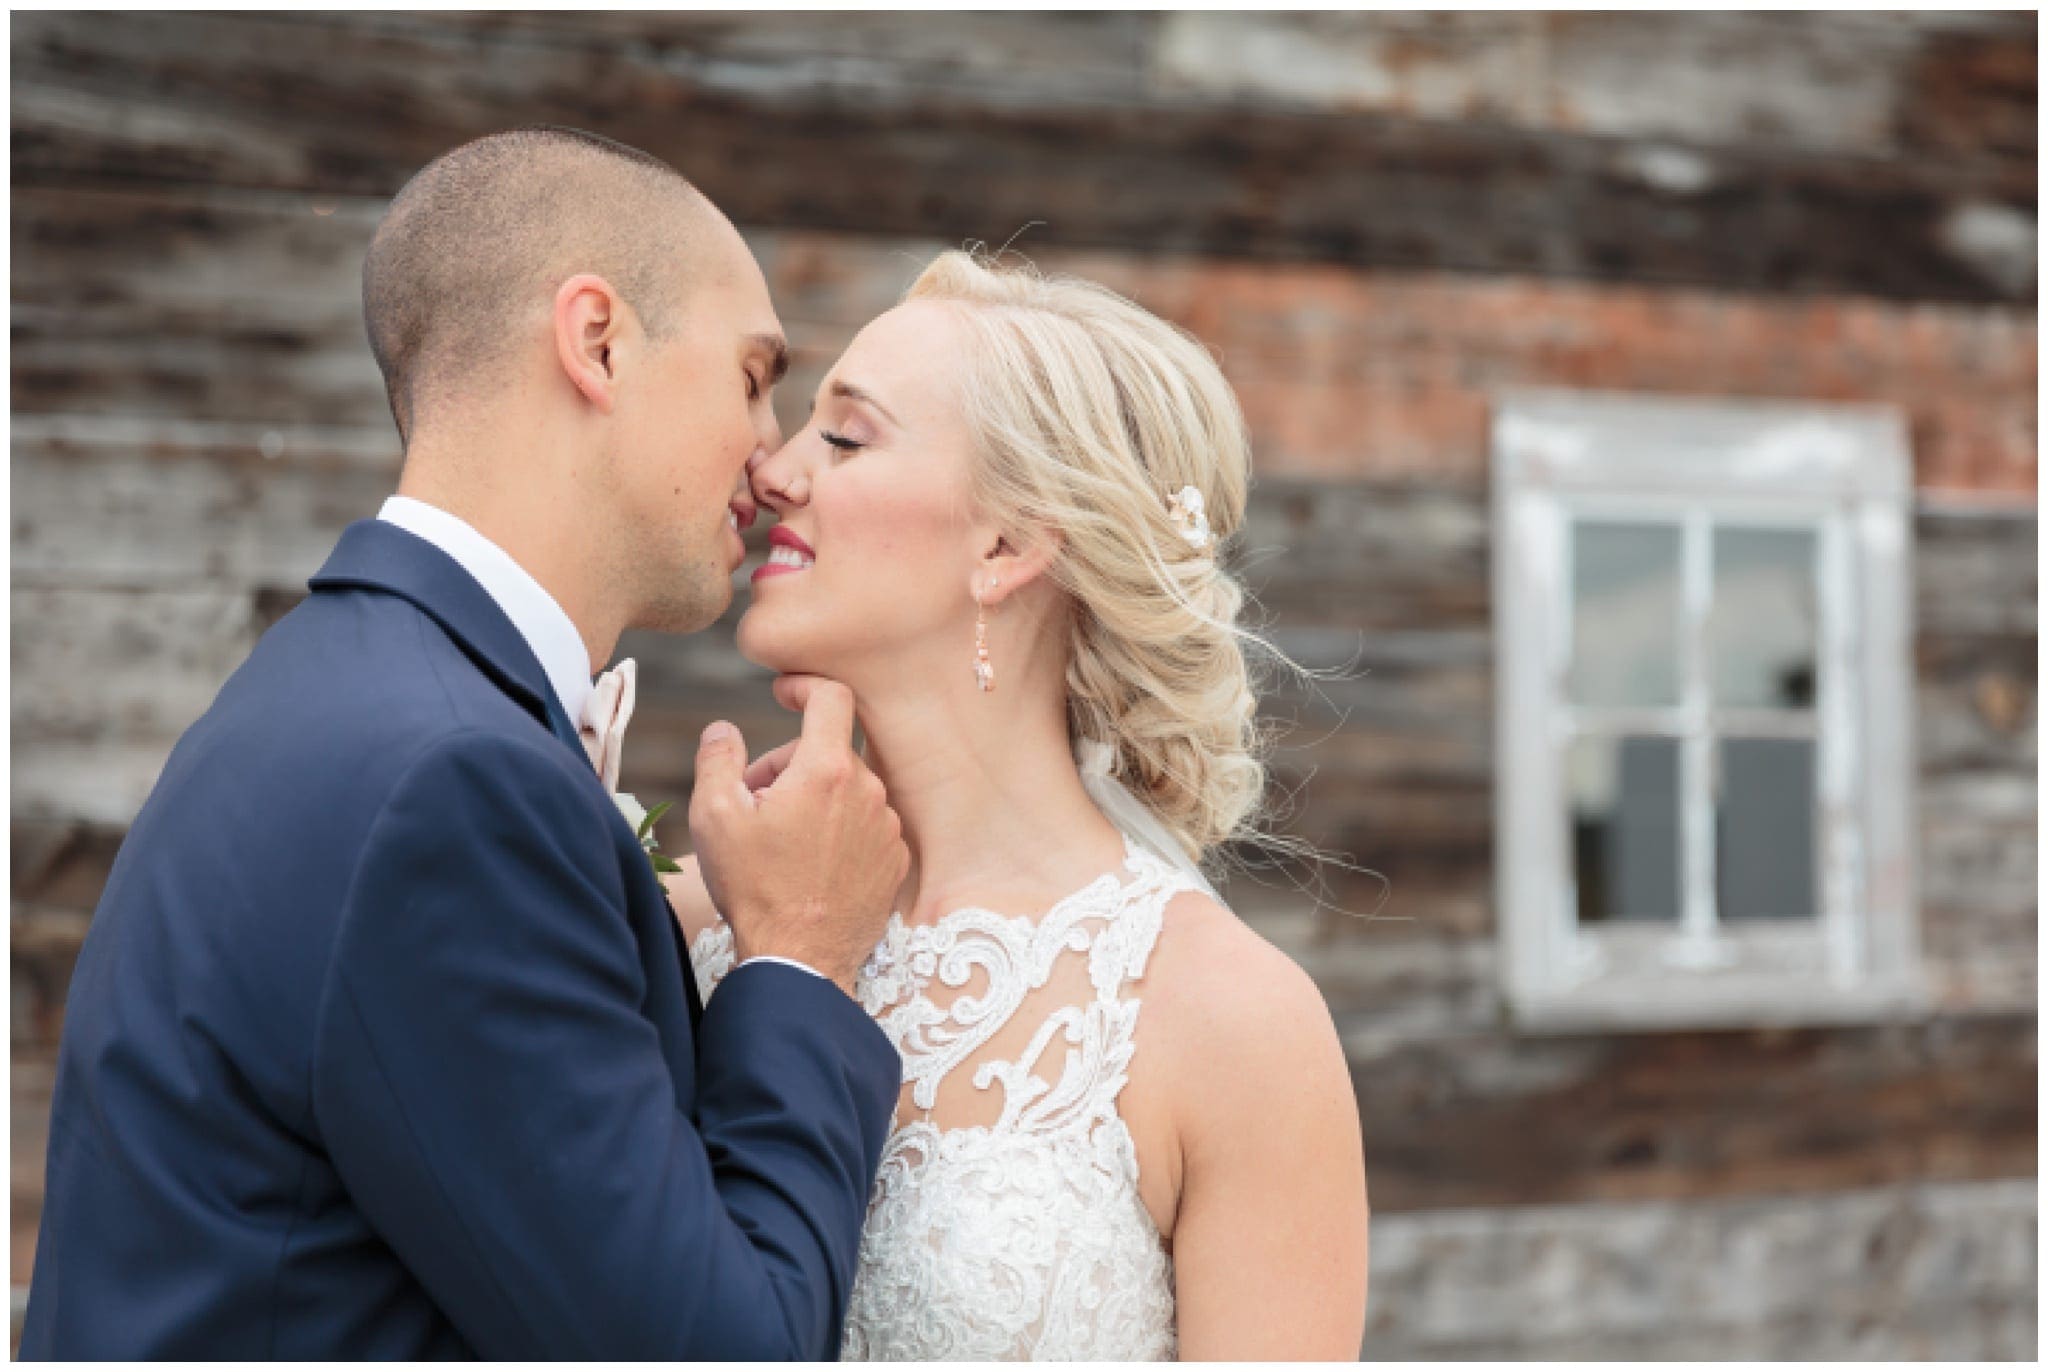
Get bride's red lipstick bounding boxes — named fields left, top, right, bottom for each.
left=753, top=525, right=815, bottom=582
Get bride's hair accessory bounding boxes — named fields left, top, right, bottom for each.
left=973, top=574, right=998, bottom=693
left=1165, top=484, right=1212, bottom=551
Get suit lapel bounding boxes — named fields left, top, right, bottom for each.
left=310, top=519, right=573, bottom=745
left=310, top=519, right=705, bottom=1032
left=537, top=688, right=587, bottom=756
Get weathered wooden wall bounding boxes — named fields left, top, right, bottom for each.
left=12, top=11, right=2036, bottom=302
left=10, top=11, right=2037, bottom=1359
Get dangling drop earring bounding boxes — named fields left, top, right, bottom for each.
left=973, top=575, right=998, bottom=693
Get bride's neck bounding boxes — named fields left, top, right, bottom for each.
left=854, top=677, right=1126, bottom=927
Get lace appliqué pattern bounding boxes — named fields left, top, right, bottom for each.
left=690, top=834, right=1191, bottom=1361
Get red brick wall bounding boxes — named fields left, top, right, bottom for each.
left=763, top=233, right=2038, bottom=495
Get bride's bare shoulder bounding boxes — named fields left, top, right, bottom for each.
left=1145, top=889, right=1329, bottom=1029
left=1141, top=888, right=1351, bottom=1132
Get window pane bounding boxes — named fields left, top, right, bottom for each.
left=1716, top=737, right=1818, bottom=920
left=1570, top=521, right=1681, bottom=708
left=1710, top=526, right=1818, bottom=709
left=1568, top=734, right=1682, bottom=925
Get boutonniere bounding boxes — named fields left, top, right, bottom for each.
left=615, top=793, right=683, bottom=877
left=582, top=659, right=679, bottom=878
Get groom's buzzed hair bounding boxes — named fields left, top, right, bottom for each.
left=363, top=126, right=713, bottom=442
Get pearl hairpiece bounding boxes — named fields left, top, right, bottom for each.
left=1166, top=484, right=1212, bottom=550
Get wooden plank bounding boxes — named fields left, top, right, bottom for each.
left=1918, top=771, right=2037, bottom=979
left=11, top=820, right=126, bottom=921
left=12, top=187, right=388, bottom=425
left=148, top=12, right=2033, bottom=176
left=9, top=588, right=267, bottom=825
left=1907, top=509, right=2037, bottom=1012
left=1350, top=1012, right=2036, bottom=1213
left=1360, top=1177, right=2036, bottom=1358
left=1915, top=505, right=2038, bottom=637
left=1236, top=480, right=1492, bottom=633
left=10, top=11, right=2033, bottom=302
left=10, top=415, right=399, bottom=590
left=1916, top=633, right=2037, bottom=777
left=12, top=588, right=264, bottom=743
left=1154, top=13, right=2035, bottom=171
left=358, top=11, right=1157, bottom=98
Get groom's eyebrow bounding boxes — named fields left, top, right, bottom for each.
left=748, top=333, right=790, bottom=387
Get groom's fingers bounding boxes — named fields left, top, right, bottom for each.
left=743, top=739, right=799, bottom=793
left=769, top=673, right=816, bottom=714
left=788, top=678, right=858, bottom=758
left=690, top=719, right=753, bottom=815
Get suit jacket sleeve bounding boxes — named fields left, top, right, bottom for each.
left=311, top=729, right=900, bottom=1359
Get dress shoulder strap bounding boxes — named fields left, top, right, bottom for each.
left=1085, top=857, right=1179, bottom=1002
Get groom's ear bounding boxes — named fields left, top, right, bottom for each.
left=553, top=273, right=627, bottom=415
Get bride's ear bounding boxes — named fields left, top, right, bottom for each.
left=977, top=530, right=1062, bottom=605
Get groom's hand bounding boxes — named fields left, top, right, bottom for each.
left=688, top=678, right=907, bottom=996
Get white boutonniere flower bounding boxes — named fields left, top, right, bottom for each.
left=617, top=794, right=682, bottom=877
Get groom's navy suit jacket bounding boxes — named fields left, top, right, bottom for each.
left=22, top=519, right=901, bottom=1359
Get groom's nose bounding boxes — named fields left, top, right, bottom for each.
left=754, top=401, right=783, bottom=457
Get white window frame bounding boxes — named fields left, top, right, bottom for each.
left=1492, top=389, right=1923, bottom=1032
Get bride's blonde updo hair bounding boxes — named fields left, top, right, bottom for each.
left=906, top=249, right=1281, bottom=869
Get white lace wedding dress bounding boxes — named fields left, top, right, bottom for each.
left=690, top=827, right=1205, bottom=1360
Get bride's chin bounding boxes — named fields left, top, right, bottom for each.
left=733, top=613, right=806, bottom=674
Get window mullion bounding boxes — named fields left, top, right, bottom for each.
left=1677, top=507, right=1720, bottom=958
left=1818, top=512, right=1863, bottom=981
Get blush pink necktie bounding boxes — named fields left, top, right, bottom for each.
left=579, top=657, right=637, bottom=793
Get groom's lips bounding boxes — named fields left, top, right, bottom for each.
left=722, top=496, right=756, bottom=571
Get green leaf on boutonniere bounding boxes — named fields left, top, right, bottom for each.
left=637, top=799, right=675, bottom=842
left=628, top=796, right=680, bottom=882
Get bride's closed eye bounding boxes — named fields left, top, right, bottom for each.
left=821, top=429, right=865, bottom=453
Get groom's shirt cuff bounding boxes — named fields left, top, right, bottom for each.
left=738, top=955, right=830, bottom=981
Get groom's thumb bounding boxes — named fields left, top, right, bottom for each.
left=692, top=721, right=750, bottom=811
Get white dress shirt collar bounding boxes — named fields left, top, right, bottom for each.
left=377, top=496, right=594, bottom=727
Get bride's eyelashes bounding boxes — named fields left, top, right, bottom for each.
left=820, top=429, right=865, bottom=454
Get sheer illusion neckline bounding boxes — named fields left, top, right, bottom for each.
left=688, top=825, right=1187, bottom=1360
left=884, top=831, right=1146, bottom=936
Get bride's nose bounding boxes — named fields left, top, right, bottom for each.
left=748, top=438, right=813, bottom=513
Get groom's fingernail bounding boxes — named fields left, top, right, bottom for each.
left=703, top=722, right=736, bottom=745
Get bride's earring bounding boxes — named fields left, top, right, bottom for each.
left=973, top=575, right=998, bottom=693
